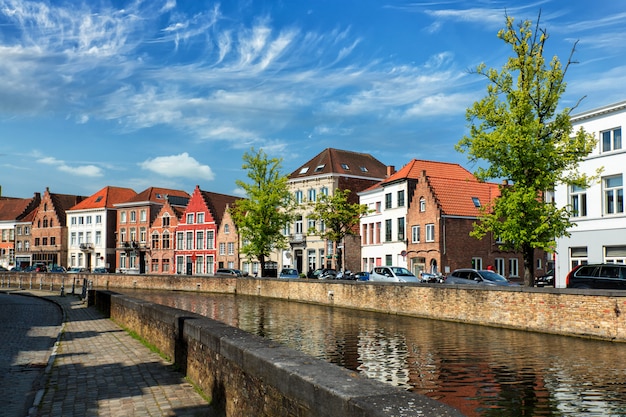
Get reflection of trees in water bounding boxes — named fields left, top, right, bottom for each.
left=124, top=289, right=626, bottom=417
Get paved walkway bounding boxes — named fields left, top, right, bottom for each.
left=0, top=288, right=213, bottom=417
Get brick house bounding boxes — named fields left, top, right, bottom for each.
left=149, top=197, right=186, bottom=274
left=216, top=202, right=241, bottom=272
left=361, top=159, right=538, bottom=279
left=284, top=148, right=389, bottom=275
left=174, top=186, right=241, bottom=275
left=66, top=186, right=137, bottom=272
left=30, top=187, right=86, bottom=268
left=114, top=187, right=189, bottom=274
left=0, top=192, right=40, bottom=269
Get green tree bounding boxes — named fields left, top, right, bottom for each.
left=456, top=14, right=597, bottom=286
left=307, top=188, right=370, bottom=272
left=230, top=148, right=295, bottom=275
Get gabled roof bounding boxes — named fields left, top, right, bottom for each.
left=119, top=187, right=190, bottom=206
left=0, top=193, right=41, bottom=221
left=47, top=190, right=87, bottom=226
left=289, top=148, right=388, bottom=180
left=428, top=176, right=500, bottom=217
left=69, top=186, right=138, bottom=211
left=200, top=190, right=242, bottom=227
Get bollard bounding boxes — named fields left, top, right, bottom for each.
left=60, top=285, right=65, bottom=297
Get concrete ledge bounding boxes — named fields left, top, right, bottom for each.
left=105, top=291, right=463, bottom=417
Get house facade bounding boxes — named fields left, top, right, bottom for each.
left=554, top=101, right=626, bottom=287
left=114, top=187, right=190, bottom=274
left=149, top=197, right=185, bottom=274
left=360, top=159, right=537, bottom=279
left=284, top=148, right=389, bottom=275
left=30, top=188, right=86, bottom=268
left=0, top=193, right=40, bottom=269
left=174, top=186, right=240, bottom=275
left=66, top=186, right=137, bottom=272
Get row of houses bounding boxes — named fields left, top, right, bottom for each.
left=1, top=100, right=624, bottom=283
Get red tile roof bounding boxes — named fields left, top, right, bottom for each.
left=382, top=159, right=476, bottom=185
left=427, top=177, right=500, bottom=217
left=70, top=186, right=138, bottom=210
left=289, top=148, right=388, bottom=180
left=0, top=193, right=40, bottom=221
left=122, top=187, right=190, bottom=204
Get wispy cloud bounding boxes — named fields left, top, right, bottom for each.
left=38, top=156, right=103, bottom=177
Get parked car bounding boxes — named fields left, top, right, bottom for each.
left=446, top=269, right=519, bottom=286
left=313, top=268, right=338, bottom=279
left=24, top=263, right=48, bottom=272
left=67, top=267, right=89, bottom=273
left=278, top=268, right=300, bottom=279
left=353, top=271, right=370, bottom=281
left=369, top=266, right=420, bottom=283
left=0, top=265, right=8, bottom=272
left=49, top=265, right=67, bottom=273
left=420, top=272, right=445, bottom=283
left=566, top=264, right=626, bottom=289
left=535, top=270, right=554, bottom=287
left=92, top=267, right=109, bottom=274
left=216, top=268, right=243, bottom=277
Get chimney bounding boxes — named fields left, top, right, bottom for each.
left=386, top=165, right=395, bottom=177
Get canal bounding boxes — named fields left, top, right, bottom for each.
left=122, top=289, right=626, bottom=417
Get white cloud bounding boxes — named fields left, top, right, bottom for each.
left=37, top=156, right=103, bottom=177
left=139, top=152, right=215, bottom=180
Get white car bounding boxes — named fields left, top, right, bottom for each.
left=369, top=266, right=420, bottom=283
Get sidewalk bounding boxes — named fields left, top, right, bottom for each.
left=8, top=289, right=213, bottom=417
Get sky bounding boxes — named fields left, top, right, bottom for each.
left=1, top=0, right=626, bottom=199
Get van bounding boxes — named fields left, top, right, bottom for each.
left=566, top=264, right=626, bottom=289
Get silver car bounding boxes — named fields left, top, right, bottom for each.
left=369, top=266, right=420, bottom=283
left=445, top=269, right=518, bottom=286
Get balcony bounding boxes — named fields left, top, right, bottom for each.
left=79, top=243, right=94, bottom=251
left=289, top=233, right=306, bottom=246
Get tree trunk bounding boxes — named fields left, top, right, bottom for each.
left=259, top=254, right=266, bottom=277
left=523, top=243, right=534, bottom=287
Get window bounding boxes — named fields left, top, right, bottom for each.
left=604, top=175, right=624, bottom=214
left=315, top=164, right=325, bottom=172
left=295, top=190, right=303, bottom=204
left=397, top=190, right=405, bottom=207
left=425, top=224, right=435, bottom=242
left=193, top=231, right=203, bottom=250
left=95, top=231, right=102, bottom=245
left=411, top=225, right=420, bottom=243
left=495, top=258, right=505, bottom=275
left=120, top=229, right=126, bottom=243
left=196, top=256, right=204, bottom=274
left=140, top=210, right=147, bottom=222
left=385, top=193, right=392, bottom=209
left=601, top=127, right=622, bottom=153
left=50, top=237, right=56, bottom=245
left=605, top=246, right=626, bottom=264
left=71, top=217, right=77, bottom=225
left=397, top=217, right=405, bottom=241
left=299, top=167, right=309, bottom=174
left=420, top=198, right=426, bottom=212
left=308, top=218, right=316, bottom=232
left=295, top=216, right=303, bottom=234
left=77, top=216, right=83, bottom=225
left=472, top=197, right=481, bottom=208
left=86, top=216, right=92, bottom=224
left=186, top=213, right=194, bottom=224
left=130, top=211, right=136, bottom=222
left=120, top=212, right=127, bottom=223
left=207, top=230, right=214, bottom=249
left=152, top=232, right=160, bottom=249
left=508, top=258, right=519, bottom=277
left=176, top=232, right=184, bottom=250
left=130, top=228, right=136, bottom=242
left=197, top=213, right=204, bottom=223
left=570, top=185, right=587, bottom=217
left=96, top=215, right=102, bottom=224
left=308, top=188, right=316, bottom=202
left=385, top=219, right=392, bottom=242
left=140, top=227, right=146, bottom=243
left=320, top=187, right=329, bottom=196
left=186, top=232, right=193, bottom=250
left=162, top=215, right=170, bottom=227
left=206, top=256, right=214, bottom=275
left=86, top=231, right=92, bottom=243
left=341, top=163, right=349, bottom=170
left=224, top=224, right=230, bottom=234
left=162, top=231, right=170, bottom=249
left=375, top=201, right=381, bottom=213
left=219, top=242, right=226, bottom=255
left=227, top=242, right=235, bottom=255
left=472, top=257, right=483, bottom=270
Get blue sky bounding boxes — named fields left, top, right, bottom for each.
left=1, top=0, right=625, bottom=199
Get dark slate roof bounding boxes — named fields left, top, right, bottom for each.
left=200, top=191, right=242, bottom=227
left=288, top=148, right=388, bottom=180
left=120, top=187, right=190, bottom=205
left=49, top=192, right=87, bottom=227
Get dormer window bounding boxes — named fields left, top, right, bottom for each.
left=360, top=166, right=368, bottom=172
left=341, top=163, right=349, bottom=170
left=315, top=164, right=325, bottom=172
left=472, top=197, right=481, bottom=208
left=299, top=167, right=309, bottom=174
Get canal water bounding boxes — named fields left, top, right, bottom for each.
left=122, top=289, right=626, bottom=417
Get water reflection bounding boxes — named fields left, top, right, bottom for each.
left=123, top=289, right=626, bottom=417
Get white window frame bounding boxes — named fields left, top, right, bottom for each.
left=604, top=175, right=624, bottom=215
left=411, top=225, right=420, bottom=243
left=425, top=224, right=435, bottom=242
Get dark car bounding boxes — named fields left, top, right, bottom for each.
left=535, top=270, right=554, bottom=287
left=92, top=267, right=109, bottom=274
left=25, top=263, right=47, bottom=272
left=566, top=264, right=626, bottom=289
left=446, top=269, right=519, bottom=286
left=49, top=265, right=67, bottom=273
left=313, top=268, right=338, bottom=279
left=353, top=271, right=370, bottom=281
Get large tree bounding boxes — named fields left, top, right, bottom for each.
left=456, top=14, right=597, bottom=286
left=230, top=148, right=295, bottom=275
left=307, top=188, right=370, bottom=273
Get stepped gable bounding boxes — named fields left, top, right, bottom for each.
left=70, top=186, right=138, bottom=210
left=49, top=191, right=87, bottom=227
left=0, top=192, right=41, bottom=221
left=200, top=190, right=242, bottom=227
left=289, top=148, right=388, bottom=179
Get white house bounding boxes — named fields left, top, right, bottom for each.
left=554, top=101, right=626, bottom=287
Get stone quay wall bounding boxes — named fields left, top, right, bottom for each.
left=93, top=291, right=462, bottom=417
left=2, top=271, right=626, bottom=341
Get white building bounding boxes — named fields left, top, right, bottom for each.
left=554, top=101, right=626, bottom=287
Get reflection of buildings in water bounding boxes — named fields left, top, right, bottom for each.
left=356, top=330, right=410, bottom=388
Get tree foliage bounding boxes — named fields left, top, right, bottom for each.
left=455, top=13, right=596, bottom=286
left=229, top=148, right=295, bottom=273
left=307, top=188, right=370, bottom=271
